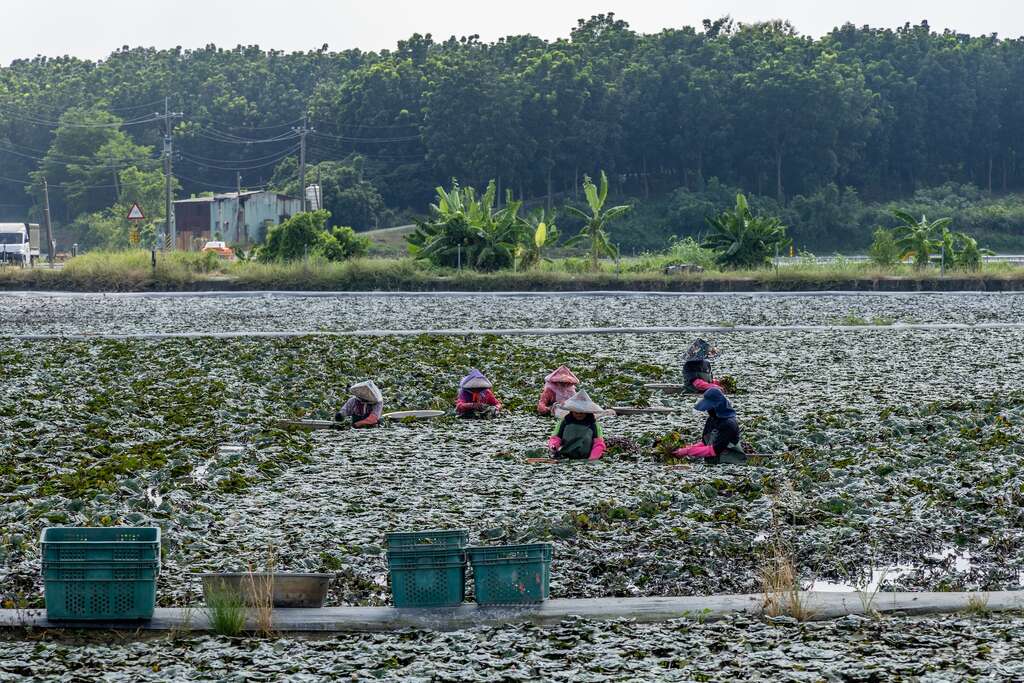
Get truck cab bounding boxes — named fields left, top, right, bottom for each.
left=0, top=223, right=41, bottom=266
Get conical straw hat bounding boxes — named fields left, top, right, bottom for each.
left=460, top=369, right=492, bottom=390
left=560, top=389, right=603, bottom=414
left=545, top=365, right=579, bottom=385
left=350, top=380, right=383, bottom=404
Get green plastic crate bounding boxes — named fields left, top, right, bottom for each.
left=40, top=527, right=161, bottom=563
left=385, top=529, right=468, bottom=552
left=468, top=544, right=552, bottom=605
left=43, top=573, right=157, bottom=620
left=387, top=548, right=466, bottom=608
left=42, top=562, right=160, bottom=582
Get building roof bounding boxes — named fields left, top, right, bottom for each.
left=175, top=190, right=301, bottom=206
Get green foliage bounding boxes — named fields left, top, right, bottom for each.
left=703, top=194, right=790, bottom=269
left=892, top=211, right=950, bottom=269
left=203, top=584, right=246, bottom=637
left=272, top=157, right=387, bottom=231
left=564, top=171, right=631, bottom=271
left=868, top=228, right=900, bottom=267
left=4, top=24, right=1024, bottom=253
left=256, top=210, right=367, bottom=263
left=406, top=179, right=526, bottom=271
left=517, top=207, right=560, bottom=270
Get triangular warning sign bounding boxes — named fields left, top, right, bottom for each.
left=127, top=203, right=145, bottom=220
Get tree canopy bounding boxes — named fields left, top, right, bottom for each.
left=1, top=16, right=1023, bottom=250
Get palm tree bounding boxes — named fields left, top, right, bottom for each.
left=702, top=194, right=789, bottom=269
left=891, top=211, right=950, bottom=269
left=564, top=171, right=631, bottom=271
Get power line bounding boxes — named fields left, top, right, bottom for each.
left=0, top=106, right=161, bottom=129
left=178, top=144, right=300, bottom=171
left=187, top=128, right=300, bottom=145
left=310, top=129, right=421, bottom=143
left=177, top=144, right=301, bottom=165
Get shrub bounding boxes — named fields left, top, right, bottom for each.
left=703, top=194, right=790, bottom=269
left=868, top=228, right=900, bottom=267
left=257, top=210, right=367, bottom=263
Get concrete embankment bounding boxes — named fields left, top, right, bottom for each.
left=2, top=591, right=1022, bottom=633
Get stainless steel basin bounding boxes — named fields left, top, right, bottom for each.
left=198, top=572, right=332, bottom=608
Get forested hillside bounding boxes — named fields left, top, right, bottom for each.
left=2, top=15, right=1023, bottom=251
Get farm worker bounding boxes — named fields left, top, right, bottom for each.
left=334, top=380, right=383, bottom=428
left=683, top=338, right=725, bottom=394
left=547, top=390, right=607, bottom=460
left=455, top=369, right=502, bottom=419
left=673, top=388, right=747, bottom=464
left=537, top=365, right=580, bottom=416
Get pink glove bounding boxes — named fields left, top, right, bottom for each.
left=692, top=379, right=725, bottom=393
left=547, top=436, right=562, bottom=452
left=673, top=443, right=716, bottom=458
left=588, top=437, right=606, bottom=461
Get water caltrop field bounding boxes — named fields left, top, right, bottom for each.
left=2, top=292, right=1024, bottom=680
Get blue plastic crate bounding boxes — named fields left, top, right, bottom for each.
left=468, top=544, right=552, bottom=605
left=385, top=529, right=468, bottom=552
left=40, top=527, right=161, bottom=563
left=387, top=548, right=466, bottom=608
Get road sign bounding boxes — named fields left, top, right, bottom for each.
left=129, top=228, right=140, bottom=245
left=127, top=203, right=145, bottom=221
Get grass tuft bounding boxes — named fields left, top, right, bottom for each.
left=203, top=582, right=246, bottom=637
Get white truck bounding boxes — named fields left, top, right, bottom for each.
left=0, top=223, right=41, bottom=266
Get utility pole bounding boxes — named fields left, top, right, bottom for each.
left=236, top=172, right=243, bottom=244
left=294, top=113, right=312, bottom=211
left=42, top=177, right=55, bottom=268
left=156, top=97, right=183, bottom=250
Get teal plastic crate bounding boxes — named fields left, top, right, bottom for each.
left=42, top=562, right=160, bottom=582
left=43, top=573, right=157, bottom=620
left=40, top=527, right=161, bottom=563
left=385, top=529, right=468, bottom=552
left=468, top=544, right=552, bottom=605
left=387, top=548, right=466, bottom=608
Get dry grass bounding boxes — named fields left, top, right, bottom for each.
left=246, top=547, right=277, bottom=637
left=760, top=541, right=816, bottom=622
left=965, top=592, right=991, bottom=616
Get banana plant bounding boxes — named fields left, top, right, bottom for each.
left=564, top=171, right=630, bottom=271
left=702, top=193, right=789, bottom=269
left=517, top=207, right=560, bottom=269
left=407, top=179, right=526, bottom=271
left=891, top=211, right=949, bottom=269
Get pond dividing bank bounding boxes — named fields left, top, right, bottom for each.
left=3, top=591, right=1024, bottom=633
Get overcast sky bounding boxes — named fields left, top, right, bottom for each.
left=2, top=0, right=1021, bottom=65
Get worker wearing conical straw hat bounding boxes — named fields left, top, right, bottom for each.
left=537, top=365, right=580, bottom=416
left=335, top=380, right=384, bottom=428
left=547, top=389, right=607, bottom=460
left=455, top=369, right=503, bottom=419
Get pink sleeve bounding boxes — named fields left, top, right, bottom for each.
left=547, top=436, right=562, bottom=450
left=677, top=444, right=716, bottom=458
left=692, top=379, right=719, bottom=392
left=537, top=388, right=555, bottom=414
left=588, top=437, right=606, bottom=460
left=484, top=391, right=502, bottom=410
